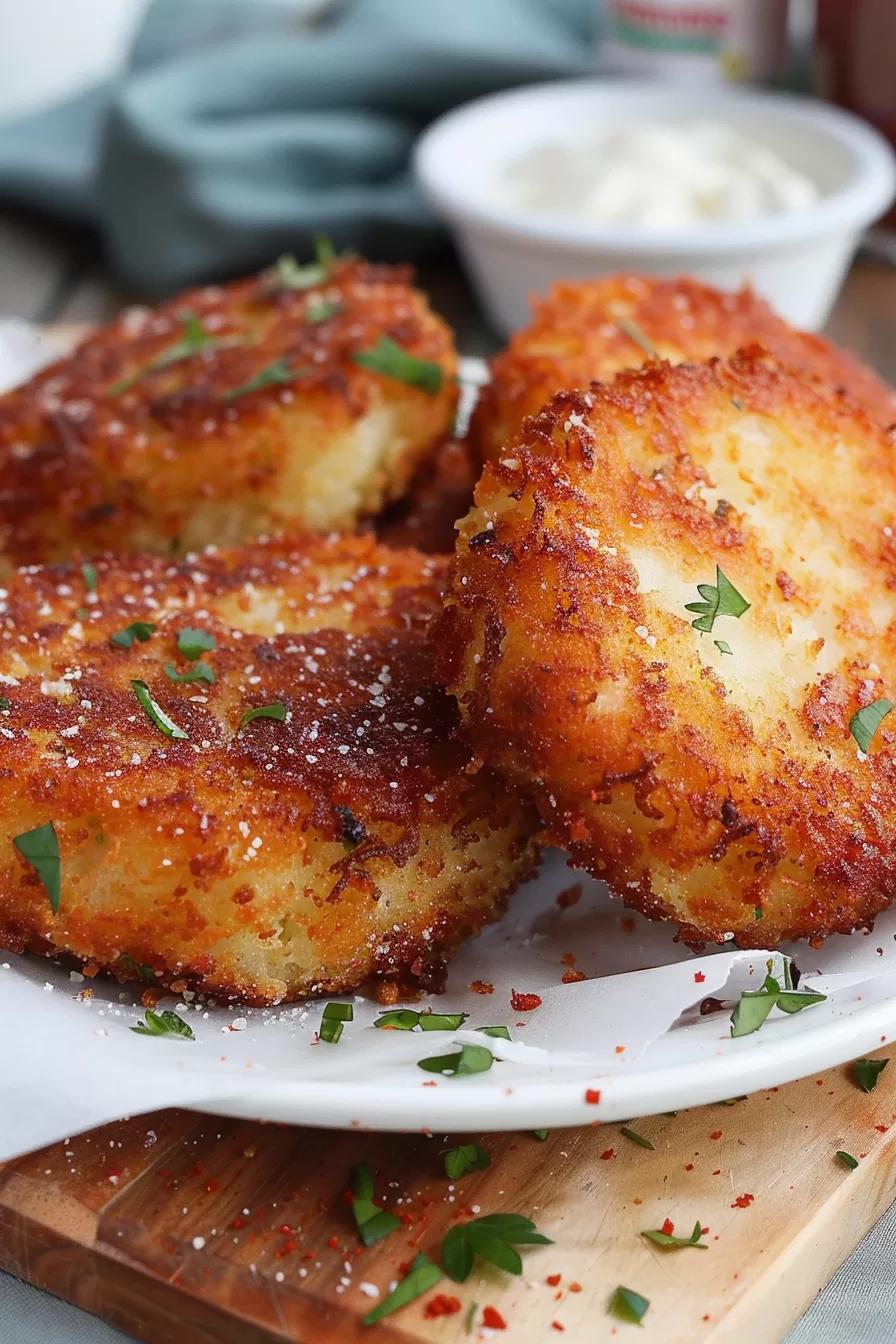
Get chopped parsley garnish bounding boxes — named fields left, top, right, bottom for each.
left=418, top=1044, right=493, bottom=1076
left=620, top=1126, right=655, bottom=1150
left=849, top=699, right=893, bottom=753
left=131, top=1008, right=195, bottom=1040
left=13, top=821, right=61, bottom=914
left=615, top=315, right=657, bottom=358
left=349, top=1161, right=402, bottom=1246
left=854, top=1057, right=889, bottom=1092
left=110, top=621, right=156, bottom=649
left=373, top=1009, right=468, bottom=1032
left=836, top=1150, right=859, bottom=1170
left=119, top=954, right=154, bottom=981
left=714, top=639, right=733, bottom=655
left=641, top=1220, right=706, bottom=1249
left=164, top=661, right=215, bottom=685
left=730, top=960, right=825, bottom=1038
left=352, top=336, right=442, bottom=395
left=306, top=296, right=344, bottom=324
left=362, top=1252, right=442, bottom=1325
left=75, top=607, right=89, bottom=620
left=685, top=565, right=750, bottom=634
left=176, top=628, right=215, bottom=660
left=239, top=702, right=286, bottom=730
left=223, top=359, right=311, bottom=401
left=464, top=1302, right=478, bottom=1334
left=443, top=1144, right=491, bottom=1180
left=111, top=313, right=228, bottom=394
left=476, top=1025, right=511, bottom=1040
left=131, top=680, right=188, bottom=740
left=609, top=1286, right=650, bottom=1325
left=441, top=1213, right=553, bottom=1282
left=533, top=1130, right=549, bottom=1141
left=0, top=697, right=9, bottom=711
left=320, top=1000, right=352, bottom=1044
left=81, top=562, right=98, bottom=593
left=264, top=235, right=341, bottom=293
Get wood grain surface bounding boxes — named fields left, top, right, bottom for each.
left=1, top=1047, right=895, bottom=1344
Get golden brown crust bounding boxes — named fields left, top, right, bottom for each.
left=0, top=258, right=458, bottom=564
left=0, top=534, right=537, bottom=1002
left=374, top=437, right=479, bottom=554
left=470, top=275, right=896, bottom=461
left=441, top=349, right=896, bottom=948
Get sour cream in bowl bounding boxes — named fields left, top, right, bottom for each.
left=415, top=81, right=896, bottom=334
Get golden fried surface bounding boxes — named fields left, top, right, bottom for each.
left=441, top=349, right=896, bottom=947
left=0, top=535, right=537, bottom=1003
left=470, top=275, right=896, bottom=461
left=0, top=258, right=457, bottom=566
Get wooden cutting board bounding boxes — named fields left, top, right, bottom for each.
left=1, top=1046, right=894, bottom=1344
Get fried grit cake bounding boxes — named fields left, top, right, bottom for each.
left=441, top=348, right=896, bottom=947
left=0, top=535, right=537, bottom=1003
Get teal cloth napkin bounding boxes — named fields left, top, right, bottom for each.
left=0, top=0, right=594, bottom=294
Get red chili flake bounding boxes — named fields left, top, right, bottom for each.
left=712, top=1170, right=721, bottom=1176
left=875, top=1125, right=889, bottom=1133
left=546, top=1274, right=562, bottom=1287
left=600, top=1148, right=615, bottom=1161
left=585, top=1088, right=601, bottom=1105
left=731, top=1193, right=755, bottom=1209
left=483, top=1307, right=507, bottom=1330
left=561, top=952, right=577, bottom=967
left=469, top=980, right=494, bottom=995
left=614, top=1045, right=625, bottom=1054
left=621, top=916, right=636, bottom=933
left=191, top=1163, right=204, bottom=1176
left=661, top=1218, right=674, bottom=1236
left=562, top=970, right=587, bottom=984
left=711, top=1130, right=723, bottom=1140
left=232, top=1216, right=246, bottom=1230
left=569, top=1282, right=582, bottom=1293
left=327, top=1235, right=340, bottom=1249
left=556, top=884, right=582, bottom=909
left=632, top=1198, right=642, bottom=1205
left=279, top=1224, right=294, bottom=1235
left=511, top=989, right=543, bottom=1011
left=302, top=1251, right=315, bottom=1261
left=694, top=971, right=706, bottom=983
left=684, top=1163, right=694, bottom=1172
left=204, top=1179, right=220, bottom=1194
left=552, top=1323, right=566, bottom=1332
left=424, top=1295, right=461, bottom=1318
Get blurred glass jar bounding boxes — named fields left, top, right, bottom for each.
left=601, top=0, right=789, bottom=85
left=815, top=0, right=896, bottom=226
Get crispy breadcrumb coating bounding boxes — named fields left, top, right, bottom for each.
left=0, top=257, right=457, bottom=566
left=470, top=275, right=895, bottom=461
left=441, top=348, right=896, bottom=948
left=0, top=535, right=537, bottom=1003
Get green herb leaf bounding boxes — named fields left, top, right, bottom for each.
left=223, top=359, right=312, bottom=401
left=176, top=628, right=216, bottom=660
left=131, top=1008, right=195, bottom=1040
left=362, top=1252, right=442, bottom=1326
left=306, top=297, right=344, bottom=324
left=374, top=1009, right=421, bottom=1031
left=714, top=640, right=733, bottom=655
left=685, top=566, right=750, bottom=634
left=81, top=562, right=98, bottom=593
left=419, top=1011, right=468, bottom=1031
left=13, top=821, right=61, bottom=914
left=620, top=1126, right=655, bottom=1151
left=854, top=1057, right=889, bottom=1092
left=464, top=1302, right=478, bottom=1334
left=533, top=1130, right=549, bottom=1141
left=352, top=336, right=442, bottom=395
left=119, top=953, right=155, bottom=981
left=313, top=232, right=335, bottom=267
left=836, top=1150, right=859, bottom=1170
left=349, top=1162, right=402, bottom=1246
left=264, top=236, right=341, bottom=294
left=730, top=962, right=825, bottom=1038
left=609, top=1286, right=650, bottom=1325
left=615, top=315, right=657, bottom=358
left=239, top=702, right=286, bottom=729
left=418, top=1044, right=493, bottom=1076
left=850, top=699, right=894, bottom=753
left=323, top=1002, right=353, bottom=1021
left=0, top=697, right=9, bottom=711
left=441, top=1214, right=553, bottom=1284
left=371, top=1008, right=468, bottom=1032
left=444, top=1144, right=491, bottom=1180
left=476, top=1025, right=511, bottom=1040
left=110, top=312, right=227, bottom=394
left=110, top=621, right=157, bottom=649
left=131, top=680, right=188, bottom=741
left=320, top=1000, right=352, bottom=1044
left=641, top=1220, right=706, bottom=1249
left=164, top=661, right=216, bottom=685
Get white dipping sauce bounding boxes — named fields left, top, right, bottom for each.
left=500, top=121, right=820, bottom=229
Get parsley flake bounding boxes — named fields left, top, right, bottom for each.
left=111, top=313, right=230, bottom=394
left=13, top=821, right=61, bottom=914
left=374, top=1009, right=421, bottom=1031
left=615, top=315, right=657, bottom=358
left=420, top=1012, right=468, bottom=1031
left=850, top=699, right=893, bottom=754
left=131, top=680, right=188, bottom=740
left=306, top=296, right=344, bottom=324
left=476, top=1025, right=511, bottom=1040
left=0, top=697, right=9, bottom=711
left=443, top=1144, right=491, bottom=1180
left=714, top=639, right=733, bottom=655
left=119, top=954, right=154, bottom=982
left=641, top=1220, right=706, bottom=1249
left=164, top=661, right=215, bottom=685
left=320, top=1000, right=352, bottom=1044
left=223, top=359, right=312, bottom=401
left=239, top=702, right=286, bottom=729
left=349, top=1161, right=402, bottom=1246
left=362, top=1252, right=442, bottom=1325
left=131, top=1008, right=195, bottom=1040
left=352, top=336, right=442, bottom=395
left=854, top=1057, right=889, bottom=1092
left=441, top=1213, right=553, bottom=1283
left=418, top=1043, right=493, bottom=1076
left=620, top=1126, right=655, bottom=1150
left=533, top=1130, right=549, bottom=1142
left=836, top=1150, right=859, bottom=1170
left=372, top=1008, right=468, bottom=1032
left=730, top=961, right=825, bottom=1038
left=176, top=628, right=215, bottom=660
left=110, top=621, right=156, bottom=649
left=81, top=562, right=98, bottom=593
left=685, top=566, right=750, bottom=634
left=264, top=236, right=342, bottom=293
left=609, top=1286, right=650, bottom=1325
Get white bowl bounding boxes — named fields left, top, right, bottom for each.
left=414, top=80, right=896, bottom=335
